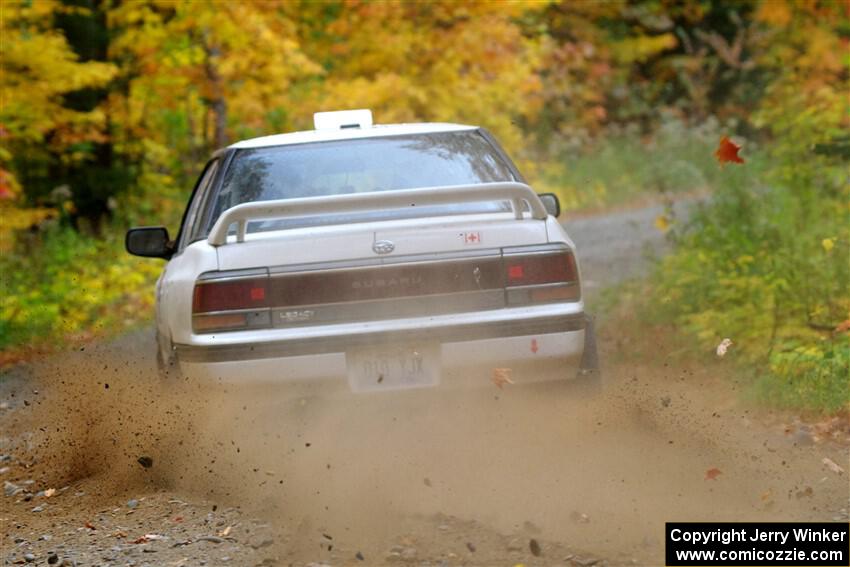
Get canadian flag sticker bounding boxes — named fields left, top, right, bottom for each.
left=462, top=232, right=482, bottom=245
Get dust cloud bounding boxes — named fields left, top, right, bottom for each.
left=2, top=326, right=847, bottom=565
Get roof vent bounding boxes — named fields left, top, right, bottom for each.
left=313, top=109, right=373, bottom=131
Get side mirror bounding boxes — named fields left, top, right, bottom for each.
left=126, top=227, right=173, bottom=259
left=538, top=193, right=561, bottom=218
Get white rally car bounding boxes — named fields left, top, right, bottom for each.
left=126, top=110, right=598, bottom=391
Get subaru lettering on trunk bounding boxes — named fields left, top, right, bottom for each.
left=350, top=275, right=424, bottom=290
left=126, top=109, right=599, bottom=390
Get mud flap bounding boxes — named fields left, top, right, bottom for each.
left=577, top=314, right=601, bottom=387
left=579, top=315, right=599, bottom=371
left=156, top=336, right=183, bottom=381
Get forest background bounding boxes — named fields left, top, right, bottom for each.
left=1, top=0, right=847, bottom=412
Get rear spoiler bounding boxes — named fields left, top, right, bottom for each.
left=207, top=182, right=548, bottom=246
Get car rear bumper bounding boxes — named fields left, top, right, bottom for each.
left=175, top=312, right=588, bottom=385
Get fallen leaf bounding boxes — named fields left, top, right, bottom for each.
left=491, top=368, right=514, bottom=389
left=716, top=338, right=733, bottom=357
left=654, top=214, right=670, bottom=232
left=113, top=531, right=127, bottom=539
left=217, top=525, right=232, bottom=537
left=714, top=136, right=744, bottom=166
left=795, top=486, right=813, bottom=499
left=44, top=488, right=56, bottom=498
left=173, top=516, right=183, bottom=523
left=813, top=417, right=846, bottom=439
left=835, top=320, right=850, bottom=333
left=822, top=457, right=845, bottom=475
left=132, top=534, right=165, bottom=544
left=529, top=538, right=542, bottom=557
left=705, top=467, right=722, bottom=480
left=85, top=521, right=96, bottom=530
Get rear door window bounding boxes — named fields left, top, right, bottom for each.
left=179, top=158, right=221, bottom=248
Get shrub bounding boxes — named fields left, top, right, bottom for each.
left=0, top=224, right=161, bottom=352
left=650, top=119, right=849, bottom=413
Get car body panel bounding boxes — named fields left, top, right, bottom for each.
left=214, top=213, right=552, bottom=271
left=179, top=329, right=584, bottom=386
left=142, top=116, right=595, bottom=388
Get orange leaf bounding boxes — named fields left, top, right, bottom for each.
left=714, top=136, right=744, bottom=166
left=491, top=368, right=514, bottom=390
left=705, top=467, right=722, bottom=480
left=85, top=521, right=96, bottom=530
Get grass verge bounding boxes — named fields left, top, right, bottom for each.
left=0, top=224, right=161, bottom=365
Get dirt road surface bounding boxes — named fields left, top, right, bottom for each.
left=2, top=202, right=848, bottom=566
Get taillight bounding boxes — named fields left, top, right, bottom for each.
left=504, top=248, right=580, bottom=304
left=192, top=276, right=271, bottom=333
left=192, top=278, right=268, bottom=313
left=505, top=252, right=577, bottom=286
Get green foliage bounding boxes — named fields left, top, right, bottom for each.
left=646, top=0, right=849, bottom=413
left=0, top=224, right=160, bottom=351
left=537, top=118, right=726, bottom=210
left=752, top=340, right=850, bottom=413
left=651, top=127, right=849, bottom=413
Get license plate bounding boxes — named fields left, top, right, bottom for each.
left=346, top=344, right=440, bottom=392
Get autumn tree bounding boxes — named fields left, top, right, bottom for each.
left=109, top=0, right=320, bottom=169
left=297, top=0, right=544, bottom=157
left=0, top=0, right=117, bottom=227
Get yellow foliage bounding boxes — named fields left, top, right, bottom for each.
left=310, top=1, right=544, bottom=156
left=755, top=0, right=793, bottom=27
left=109, top=0, right=322, bottom=146
left=611, top=34, right=677, bottom=65
left=0, top=205, right=55, bottom=252
left=0, top=0, right=117, bottom=143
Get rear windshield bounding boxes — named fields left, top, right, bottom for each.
left=199, top=130, right=518, bottom=236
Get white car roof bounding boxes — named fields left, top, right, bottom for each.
left=229, top=122, right=477, bottom=149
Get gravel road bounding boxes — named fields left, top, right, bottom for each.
left=2, top=201, right=848, bottom=567
left=566, top=199, right=693, bottom=292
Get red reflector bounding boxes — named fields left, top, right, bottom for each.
left=505, top=251, right=577, bottom=287
left=192, top=278, right=269, bottom=313
left=508, top=265, right=525, bottom=280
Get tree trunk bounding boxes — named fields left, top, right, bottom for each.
left=202, top=41, right=228, bottom=149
